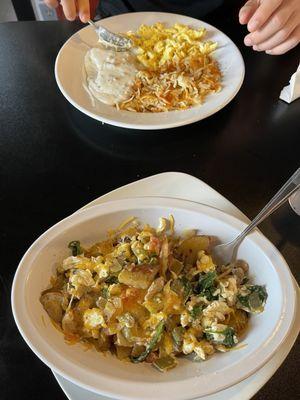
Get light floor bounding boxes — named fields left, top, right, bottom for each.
left=0, top=0, right=17, bottom=22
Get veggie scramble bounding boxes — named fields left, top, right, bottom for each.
left=84, top=23, right=222, bottom=113
left=40, top=217, right=267, bottom=372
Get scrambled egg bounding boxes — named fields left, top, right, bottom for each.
left=41, top=216, right=267, bottom=372
left=119, top=23, right=222, bottom=112
left=127, top=23, right=216, bottom=71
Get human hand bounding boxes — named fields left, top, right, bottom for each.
left=239, top=0, right=300, bottom=55
left=44, top=0, right=91, bottom=23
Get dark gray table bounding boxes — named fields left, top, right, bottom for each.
left=0, top=5, right=299, bottom=400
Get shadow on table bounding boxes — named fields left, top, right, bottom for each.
left=270, top=202, right=300, bottom=249
left=63, top=100, right=235, bottom=162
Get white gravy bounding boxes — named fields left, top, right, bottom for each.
left=84, top=47, right=137, bottom=106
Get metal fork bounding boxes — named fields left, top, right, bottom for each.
left=87, top=19, right=132, bottom=51
left=212, top=167, right=300, bottom=265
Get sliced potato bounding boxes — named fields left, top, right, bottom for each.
left=153, top=355, right=178, bottom=371
left=115, top=331, right=132, bottom=347
left=62, top=309, right=79, bottom=334
left=40, top=291, right=64, bottom=323
left=97, top=330, right=112, bottom=351
left=124, top=302, right=150, bottom=324
left=226, top=309, right=248, bottom=336
left=176, top=236, right=211, bottom=265
left=159, top=331, right=174, bottom=357
left=169, top=258, right=184, bottom=276
left=131, top=344, right=146, bottom=358
left=118, top=264, right=159, bottom=289
left=116, top=345, right=132, bottom=360
left=145, top=277, right=165, bottom=301
left=143, top=293, right=164, bottom=314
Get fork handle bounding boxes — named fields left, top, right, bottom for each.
left=235, top=167, right=300, bottom=244
left=87, top=19, right=98, bottom=29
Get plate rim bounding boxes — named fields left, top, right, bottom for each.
left=11, top=197, right=296, bottom=400
left=54, top=11, right=245, bottom=130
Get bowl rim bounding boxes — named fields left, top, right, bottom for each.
left=11, top=197, right=297, bottom=400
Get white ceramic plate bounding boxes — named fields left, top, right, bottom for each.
left=12, top=197, right=296, bottom=400
left=55, top=12, right=245, bottom=130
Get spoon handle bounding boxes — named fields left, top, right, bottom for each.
left=235, top=168, right=300, bottom=243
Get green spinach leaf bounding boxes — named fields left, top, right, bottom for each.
left=190, top=304, right=204, bottom=320
left=194, top=271, right=217, bottom=300
left=237, top=285, right=268, bottom=313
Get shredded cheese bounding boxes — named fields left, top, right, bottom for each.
left=119, top=23, right=222, bottom=112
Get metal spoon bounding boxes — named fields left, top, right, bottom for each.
left=87, top=19, right=132, bottom=51
left=212, top=167, right=300, bottom=265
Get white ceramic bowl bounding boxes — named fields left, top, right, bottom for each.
left=55, top=12, right=244, bottom=130
left=12, top=197, right=296, bottom=400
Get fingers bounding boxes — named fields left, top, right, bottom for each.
left=252, top=12, right=299, bottom=51
left=248, top=0, right=283, bottom=32
left=44, top=0, right=59, bottom=8
left=58, top=0, right=90, bottom=23
left=241, top=0, right=300, bottom=55
left=239, top=0, right=259, bottom=25
left=266, top=25, right=300, bottom=55
left=61, top=0, right=77, bottom=21
left=244, top=4, right=291, bottom=46
left=77, top=0, right=90, bottom=23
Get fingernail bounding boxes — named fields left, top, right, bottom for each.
left=80, top=13, right=88, bottom=22
left=248, top=18, right=259, bottom=31
left=239, top=11, right=246, bottom=24
left=244, top=37, right=252, bottom=46
left=66, top=14, right=76, bottom=21
left=266, top=50, right=273, bottom=55
left=253, top=45, right=258, bottom=51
